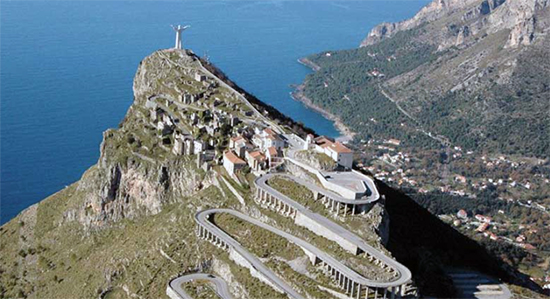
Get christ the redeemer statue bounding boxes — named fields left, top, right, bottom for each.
left=172, top=25, right=190, bottom=50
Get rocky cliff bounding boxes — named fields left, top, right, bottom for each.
left=0, top=49, right=395, bottom=299
left=361, top=0, right=549, bottom=49
left=68, top=52, right=214, bottom=228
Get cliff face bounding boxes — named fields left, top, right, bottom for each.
left=64, top=52, right=214, bottom=228
left=361, top=0, right=481, bottom=46
left=361, top=0, right=549, bottom=49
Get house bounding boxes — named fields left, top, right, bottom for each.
left=455, top=175, right=467, bottom=184
left=230, top=135, right=252, bottom=158
left=312, top=136, right=353, bottom=169
left=253, top=128, right=285, bottom=150
left=195, top=73, right=207, bottom=82
left=193, top=140, right=205, bottom=155
left=184, top=139, right=194, bottom=155
left=485, top=232, right=498, bottom=241
left=264, top=133, right=285, bottom=150
left=477, top=222, right=490, bottom=232
left=457, top=209, right=468, bottom=219
left=172, top=137, right=185, bottom=156
left=386, top=139, right=401, bottom=146
left=266, top=146, right=282, bottom=168
left=246, top=150, right=266, bottom=171
left=475, top=214, right=492, bottom=223
left=369, top=69, right=385, bottom=78
left=223, top=151, right=246, bottom=176
left=516, top=235, right=526, bottom=243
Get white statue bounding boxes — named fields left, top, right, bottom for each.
left=171, top=25, right=190, bottom=50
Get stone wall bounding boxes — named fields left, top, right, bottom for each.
left=294, top=212, right=359, bottom=255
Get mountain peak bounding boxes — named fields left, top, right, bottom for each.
left=360, top=0, right=549, bottom=49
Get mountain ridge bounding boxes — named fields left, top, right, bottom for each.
left=298, top=0, right=550, bottom=292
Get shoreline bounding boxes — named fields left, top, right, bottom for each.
left=294, top=57, right=355, bottom=143
left=297, top=57, right=321, bottom=72
left=291, top=83, right=355, bottom=143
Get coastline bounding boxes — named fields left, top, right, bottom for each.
left=291, top=82, right=355, bottom=143
left=297, top=57, right=321, bottom=72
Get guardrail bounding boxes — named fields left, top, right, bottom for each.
left=254, top=174, right=413, bottom=294
left=196, top=205, right=413, bottom=299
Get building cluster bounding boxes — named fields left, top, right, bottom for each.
left=143, top=69, right=269, bottom=170
left=222, top=129, right=356, bottom=177
left=223, top=127, right=285, bottom=176
left=450, top=209, right=543, bottom=252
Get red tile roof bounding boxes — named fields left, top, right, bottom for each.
left=264, top=128, right=275, bottom=136
left=267, top=146, right=278, bottom=156
left=249, top=151, right=266, bottom=161
left=231, top=136, right=245, bottom=142
left=225, top=151, right=246, bottom=164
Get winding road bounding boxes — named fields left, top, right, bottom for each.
left=255, top=173, right=412, bottom=288
left=169, top=172, right=413, bottom=299
left=167, top=273, right=232, bottom=299
left=195, top=209, right=306, bottom=299
left=274, top=172, right=377, bottom=205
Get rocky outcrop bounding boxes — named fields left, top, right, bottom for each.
left=360, top=0, right=481, bottom=46
left=495, top=0, right=549, bottom=47
left=360, top=0, right=549, bottom=50
left=62, top=51, right=214, bottom=229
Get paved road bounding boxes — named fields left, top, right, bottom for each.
left=168, top=273, right=232, bottom=299
left=282, top=134, right=379, bottom=204
left=199, top=208, right=409, bottom=295
left=255, top=173, right=412, bottom=288
left=276, top=172, right=376, bottom=205
left=446, top=269, right=512, bottom=299
left=195, top=209, right=306, bottom=299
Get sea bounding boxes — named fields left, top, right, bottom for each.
left=0, top=0, right=429, bottom=224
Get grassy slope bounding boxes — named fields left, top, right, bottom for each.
left=302, top=15, right=549, bottom=157
left=267, top=176, right=394, bottom=281
left=0, top=179, right=285, bottom=299
left=302, top=28, right=441, bottom=149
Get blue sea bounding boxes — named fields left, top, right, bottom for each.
left=0, top=0, right=429, bottom=224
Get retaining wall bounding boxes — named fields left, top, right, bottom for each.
left=294, top=212, right=359, bottom=255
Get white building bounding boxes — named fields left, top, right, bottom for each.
left=195, top=72, right=207, bottom=82
left=223, top=151, right=246, bottom=176
left=245, top=150, right=266, bottom=171
left=253, top=128, right=285, bottom=151
left=193, top=140, right=205, bottom=155
left=310, top=136, right=353, bottom=169
left=172, top=137, right=185, bottom=155
left=229, top=135, right=252, bottom=158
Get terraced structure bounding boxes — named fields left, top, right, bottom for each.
left=195, top=208, right=411, bottom=299
left=171, top=169, right=414, bottom=299
left=254, top=173, right=413, bottom=296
